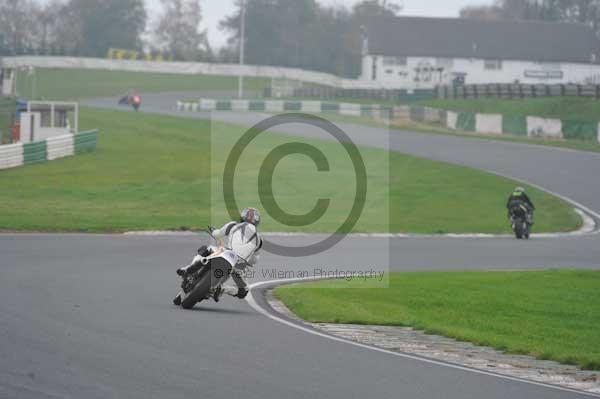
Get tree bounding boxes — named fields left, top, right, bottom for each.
left=218, top=0, right=402, bottom=77
left=33, top=0, right=81, bottom=55
left=153, top=0, right=211, bottom=61
left=220, top=0, right=320, bottom=70
left=68, top=0, right=147, bottom=57
left=50, top=2, right=85, bottom=55
left=460, top=5, right=504, bottom=20
left=352, top=0, right=402, bottom=18
left=460, top=0, right=600, bottom=29
left=0, top=0, right=39, bottom=55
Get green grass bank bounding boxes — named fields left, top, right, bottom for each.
left=0, top=107, right=580, bottom=233
left=274, top=270, right=600, bottom=370
left=16, top=68, right=270, bottom=100
left=421, top=97, right=600, bottom=122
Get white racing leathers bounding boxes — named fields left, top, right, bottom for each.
left=213, top=221, right=262, bottom=290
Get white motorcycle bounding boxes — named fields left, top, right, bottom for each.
left=173, top=231, right=247, bottom=309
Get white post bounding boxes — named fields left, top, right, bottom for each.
left=32, top=67, right=36, bottom=99
left=14, top=68, right=18, bottom=97
left=238, top=0, right=247, bottom=99
left=74, top=103, right=79, bottom=134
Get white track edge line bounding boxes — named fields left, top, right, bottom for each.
left=246, top=276, right=600, bottom=398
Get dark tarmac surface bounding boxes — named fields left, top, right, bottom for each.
left=0, top=92, right=598, bottom=398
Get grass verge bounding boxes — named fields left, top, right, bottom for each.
left=0, top=107, right=580, bottom=233
left=421, top=97, right=600, bottom=121
left=314, top=111, right=600, bottom=153
left=274, top=270, right=600, bottom=370
left=252, top=96, right=600, bottom=152
left=16, top=68, right=269, bottom=100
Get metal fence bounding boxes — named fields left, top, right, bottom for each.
left=436, top=84, right=600, bottom=100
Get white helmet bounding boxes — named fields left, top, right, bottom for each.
left=241, top=208, right=260, bottom=226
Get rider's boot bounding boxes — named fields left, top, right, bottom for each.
left=213, top=286, right=224, bottom=302
left=173, top=293, right=182, bottom=306
left=235, top=287, right=249, bottom=299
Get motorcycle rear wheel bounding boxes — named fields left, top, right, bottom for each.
left=181, top=272, right=212, bottom=309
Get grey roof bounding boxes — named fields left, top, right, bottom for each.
left=365, top=16, right=600, bottom=64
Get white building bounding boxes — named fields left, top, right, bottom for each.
left=19, top=101, right=79, bottom=143
left=360, top=16, right=600, bottom=89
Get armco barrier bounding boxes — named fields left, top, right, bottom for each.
left=409, top=106, right=425, bottom=122
left=23, top=141, right=47, bottom=165
left=340, top=103, right=360, bottom=116
left=249, top=100, right=266, bottom=111
left=502, top=115, right=528, bottom=136
left=446, top=111, right=458, bottom=130
left=527, top=117, right=563, bottom=139
left=423, top=107, right=443, bottom=123
left=265, top=100, right=284, bottom=113
left=456, top=112, right=476, bottom=132
left=391, top=105, right=410, bottom=121
left=476, top=114, right=503, bottom=135
left=74, top=130, right=99, bottom=154
left=2, top=56, right=430, bottom=90
left=561, top=120, right=598, bottom=141
left=301, top=101, right=321, bottom=113
left=0, top=143, right=23, bottom=169
left=177, top=99, right=391, bottom=118
left=177, top=99, right=600, bottom=144
left=321, top=102, right=340, bottom=113
left=47, top=134, right=75, bottom=160
left=0, top=130, right=98, bottom=171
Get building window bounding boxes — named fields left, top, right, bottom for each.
left=436, top=58, right=454, bottom=68
left=484, top=59, right=503, bottom=70
left=382, top=56, right=407, bottom=66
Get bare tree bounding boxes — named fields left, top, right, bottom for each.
left=460, top=4, right=504, bottom=20
left=352, top=0, right=402, bottom=18
left=50, top=3, right=84, bottom=55
left=460, top=0, right=600, bottom=34
left=153, top=0, right=210, bottom=61
left=33, top=0, right=79, bottom=55
left=0, top=0, right=39, bottom=54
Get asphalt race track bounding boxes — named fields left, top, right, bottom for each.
left=0, top=92, right=598, bottom=399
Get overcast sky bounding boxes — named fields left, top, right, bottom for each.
left=145, top=0, right=491, bottom=48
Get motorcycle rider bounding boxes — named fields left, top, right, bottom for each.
left=507, top=187, right=535, bottom=224
left=176, top=208, right=262, bottom=301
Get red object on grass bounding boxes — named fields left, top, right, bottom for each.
left=11, top=122, right=20, bottom=142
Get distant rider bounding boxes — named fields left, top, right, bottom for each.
left=507, top=187, right=535, bottom=224
left=177, top=208, right=262, bottom=301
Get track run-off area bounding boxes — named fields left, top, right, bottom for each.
left=0, top=92, right=599, bottom=399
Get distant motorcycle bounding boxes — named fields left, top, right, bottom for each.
left=118, top=93, right=142, bottom=112
left=172, top=231, right=249, bottom=309
left=509, top=202, right=531, bottom=240
left=130, top=95, right=142, bottom=112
